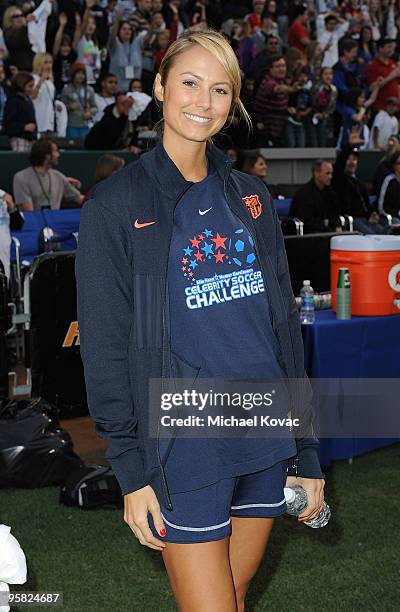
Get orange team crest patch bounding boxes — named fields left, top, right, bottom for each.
left=242, top=194, right=263, bottom=219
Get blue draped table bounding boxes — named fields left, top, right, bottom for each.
left=302, top=309, right=400, bottom=466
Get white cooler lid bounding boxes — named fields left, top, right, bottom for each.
left=331, top=235, right=400, bottom=251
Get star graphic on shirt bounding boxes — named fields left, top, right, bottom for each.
left=189, top=259, right=198, bottom=269
left=183, top=246, right=193, bottom=256
left=198, top=233, right=205, bottom=241
left=190, top=235, right=201, bottom=249
left=194, top=251, right=204, bottom=262
left=181, top=266, right=186, bottom=271
left=213, top=250, right=225, bottom=263
left=203, top=228, right=213, bottom=237
left=181, top=257, right=188, bottom=264
left=201, top=242, right=214, bottom=257
left=211, top=233, right=228, bottom=250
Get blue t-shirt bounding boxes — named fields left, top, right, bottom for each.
left=161, top=163, right=296, bottom=492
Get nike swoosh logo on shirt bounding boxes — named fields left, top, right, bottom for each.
left=134, top=219, right=157, bottom=229
left=199, top=207, right=212, bottom=215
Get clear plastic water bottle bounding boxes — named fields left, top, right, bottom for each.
left=300, top=280, right=315, bottom=324
left=284, top=486, right=331, bottom=528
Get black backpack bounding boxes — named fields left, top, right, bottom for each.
left=59, top=465, right=123, bottom=510
left=0, top=397, right=84, bottom=487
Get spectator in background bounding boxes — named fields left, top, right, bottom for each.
left=377, top=148, right=400, bottom=221
left=255, top=55, right=301, bottom=147
left=332, top=38, right=360, bottom=115
left=252, top=6, right=280, bottom=52
left=244, top=0, right=266, bottom=34
left=233, top=20, right=257, bottom=77
left=316, top=12, right=349, bottom=68
left=240, top=150, right=277, bottom=197
left=366, top=39, right=400, bottom=112
left=84, top=91, right=140, bottom=150
left=0, top=187, right=14, bottom=282
left=369, top=97, right=399, bottom=150
left=289, top=159, right=342, bottom=233
left=304, top=41, right=324, bottom=83
left=94, top=72, right=118, bottom=122
left=362, top=0, right=397, bottom=42
left=52, top=14, right=78, bottom=94
left=309, top=66, right=337, bottom=147
left=31, top=53, right=56, bottom=136
left=287, top=4, right=310, bottom=57
left=13, top=138, right=83, bottom=211
left=333, top=128, right=389, bottom=234
left=2, top=71, right=37, bottom=151
left=286, top=69, right=312, bottom=147
left=129, top=0, right=152, bottom=32
left=109, top=12, right=147, bottom=90
left=94, top=153, right=125, bottom=183
left=61, top=62, right=97, bottom=138
left=373, top=136, right=400, bottom=195
left=0, top=63, right=8, bottom=127
left=357, top=25, right=375, bottom=85
left=250, top=33, right=280, bottom=93
left=2, top=5, right=35, bottom=71
left=338, top=86, right=379, bottom=148
left=75, top=4, right=102, bottom=86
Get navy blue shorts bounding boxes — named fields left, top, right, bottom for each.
left=148, top=459, right=288, bottom=544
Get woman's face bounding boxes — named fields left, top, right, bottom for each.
left=60, top=42, right=72, bottom=56
left=120, top=23, right=133, bottom=42
left=155, top=45, right=233, bottom=145
left=11, top=9, right=26, bottom=29
left=73, top=70, right=86, bottom=85
left=86, top=17, right=96, bottom=36
left=370, top=0, right=379, bottom=11
left=153, top=0, right=163, bottom=11
left=252, top=156, right=268, bottom=178
left=321, top=67, right=333, bottom=85
left=24, top=80, right=35, bottom=96
left=267, top=0, right=276, bottom=14
left=362, top=27, right=372, bottom=42
left=41, top=58, right=53, bottom=74
left=130, top=79, right=143, bottom=92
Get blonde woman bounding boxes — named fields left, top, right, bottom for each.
left=76, top=29, right=325, bottom=611
left=32, top=53, right=56, bottom=136
left=2, top=5, right=35, bottom=71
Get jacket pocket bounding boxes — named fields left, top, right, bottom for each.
left=170, top=351, right=201, bottom=385
left=133, top=274, right=163, bottom=349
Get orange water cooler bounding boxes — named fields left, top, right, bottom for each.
left=330, top=235, right=400, bottom=316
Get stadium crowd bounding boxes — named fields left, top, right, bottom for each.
left=1, top=0, right=400, bottom=150
left=0, top=0, right=400, bottom=251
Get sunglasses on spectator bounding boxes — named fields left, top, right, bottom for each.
left=12, top=13, right=25, bottom=19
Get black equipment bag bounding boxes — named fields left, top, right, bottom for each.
left=0, top=397, right=84, bottom=487
left=59, top=465, right=123, bottom=510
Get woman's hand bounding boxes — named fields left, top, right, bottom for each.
left=285, top=475, right=325, bottom=522
left=24, top=123, right=36, bottom=132
left=124, top=485, right=167, bottom=551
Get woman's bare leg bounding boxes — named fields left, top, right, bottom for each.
left=229, top=517, right=275, bottom=612
left=161, top=537, right=238, bottom=612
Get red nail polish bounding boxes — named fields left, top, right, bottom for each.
left=159, top=528, right=166, bottom=537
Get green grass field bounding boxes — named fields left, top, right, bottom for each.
left=2, top=443, right=400, bottom=612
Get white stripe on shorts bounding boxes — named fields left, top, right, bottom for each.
left=161, top=513, right=231, bottom=532
left=231, top=498, right=286, bottom=510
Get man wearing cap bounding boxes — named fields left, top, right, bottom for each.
left=366, top=39, right=400, bottom=111
left=369, top=97, right=400, bottom=150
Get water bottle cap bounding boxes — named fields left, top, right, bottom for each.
left=303, top=280, right=310, bottom=286
left=283, top=487, right=296, bottom=503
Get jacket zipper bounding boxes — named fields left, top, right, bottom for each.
left=157, top=183, right=194, bottom=512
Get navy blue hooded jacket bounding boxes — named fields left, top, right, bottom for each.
left=75, top=141, right=323, bottom=511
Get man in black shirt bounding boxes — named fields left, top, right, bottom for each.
left=290, top=159, right=342, bottom=233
